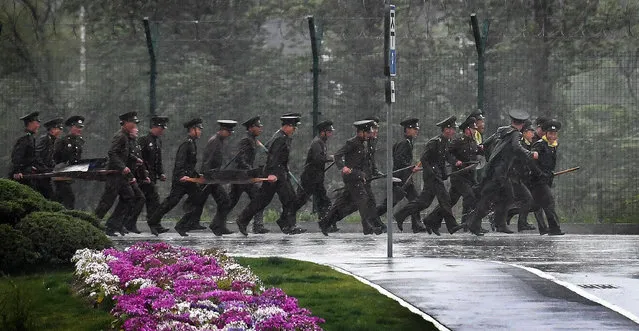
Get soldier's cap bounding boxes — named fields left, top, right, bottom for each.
left=535, top=116, right=550, bottom=127
left=19, top=112, right=40, bottom=123
left=508, top=109, right=530, bottom=122
left=65, top=115, right=85, bottom=128
left=436, top=115, right=457, bottom=128
left=316, top=120, right=334, bottom=132
left=400, top=118, right=420, bottom=129
left=280, top=113, right=301, bottom=126
left=119, top=111, right=140, bottom=123
left=242, top=116, right=263, bottom=129
left=184, top=118, right=204, bottom=129
left=541, top=119, right=561, bottom=132
left=218, top=120, right=238, bottom=131
left=469, top=109, right=485, bottom=120
left=364, top=116, right=381, bottom=128
left=353, top=119, right=375, bottom=132
left=151, top=115, right=169, bottom=128
left=44, top=117, right=64, bottom=130
left=522, top=120, right=535, bottom=132
left=459, top=116, right=477, bottom=130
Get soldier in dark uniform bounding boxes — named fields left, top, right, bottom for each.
left=138, top=116, right=169, bottom=233
left=533, top=116, right=549, bottom=142
left=94, top=112, right=145, bottom=236
left=147, top=118, right=203, bottom=236
left=469, top=109, right=485, bottom=144
left=227, top=116, right=268, bottom=234
left=364, top=116, right=384, bottom=178
left=375, top=118, right=426, bottom=233
left=120, top=125, right=149, bottom=234
left=463, top=109, right=539, bottom=236
left=34, top=117, right=64, bottom=199
left=394, top=116, right=462, bottom=233
left=423, top=116, right=480, bottom=235
left=10, top=112, right=41, bottom=190
left=235, top=113, right=306, bottom=236
left=291, top=120, right=334, bottom=221
left=191, top=120, right=236, bottom=236
left=531, top=119, right=564, bottom=235
left=52, top=116, right=85, bottom=209
left=319, top=120, right=383, bottom=235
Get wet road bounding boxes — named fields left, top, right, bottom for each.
left=113, top=231, right=639, bottom=330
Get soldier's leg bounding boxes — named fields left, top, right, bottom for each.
left=245, top=184, right=266, bottom=232
left=345, top=181, right=378, bottom=234
left=105, top=177, right=135, bottom=234
left=123, top=182, right=145, bottom=233
left=148, top=182, right=188, bottom=227
left=432, top=179, right=460, bottom=231
left=315, top=182, right=331, bottom=220
left=512, top=181, right=535, bottom=231
left=54, top=181, right=75, bottom=209
left=95, top=174, right=122, bottom=219
left=535, top=184, right=563, bottom=234
left=394, top=185, right=436, bottom=230
left=140, top=182, right=160, bottom=222
left=457, top=178, right=477, bottom=226
left=277, top=178, right=304, bottom=233
left=236, top=181, right=277, bottom=231
left=320, top=189, right=350, bottom=230
left=35, top=178, right=54, bottom=200
left=467, top=179, right=500, bottom=234
left=209, top=184, right=233, bottom=234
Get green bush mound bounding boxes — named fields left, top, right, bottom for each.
left=59, top=209, right=103, bottom=229
left=16, top=212, right=111, bottom=264
left=0, top=224, right=40, bottom=273
left=0, top=179, right=63, bottom=225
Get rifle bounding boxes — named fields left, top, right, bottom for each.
left=23, top=170, right=120, bottom=181
left=183, top=175, right=277, bottom=185
left=553, top=166, right=580, bottom=176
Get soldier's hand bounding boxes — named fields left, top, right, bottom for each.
left=159, top=174, right=167, bottom=181
left=136, top=158, right=143, bottom=165
left=129, top=178, right=137, bottom=184
left=122, top=167, right=131, bottom=175
left=144, top=177, right=151, bottom=184
left=342, top=166, right=352, bottom=175
left=412, top=166, right=422, bottom=173
left=532, top=152, right=539, bottom=160
left=179, top=176, right=190, bottom=182
left=13, top=173, right=23, bottom=180
left=267, top=174, right=278, bottom=183
left=455, top=160, right=463, bottom=167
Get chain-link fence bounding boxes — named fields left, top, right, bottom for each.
left=1, top=18, right=638, bottom=223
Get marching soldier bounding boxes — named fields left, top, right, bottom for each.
left=9, top=112, right=41, bottom=190
left=94, top=112, right=145, bottom=236
left=376, top=118, right=427, bottom=233
left=394, top=116, right=462, bottom=233
left=423, top=116, right=480, bottom=235
left=364, top=116, right=384, bottom=178
left=533, top=116, right=549, bottom=142
left=53, top=116, right=85, bottom=209
left=531, top=119, right=565, bottom=235
left=463, top=109, right=539, bottom=236
left=138, top=116, right=168, bottom=231
left=227, top=116, right=269, bottom=234
left=147, top=118, right=204, bottom=236
left=35, top=117, right=64, bottom=199
left=319, top=120, right=383, bottom=235
left=120, top=125, right=148, bottom=234
left=291, top=120, right=335, bottom=221
left=191, top=120, right=237, bottom=236
left=469, top=109, right=485, bottom=144
left=235, top=113, right=306, bottom=236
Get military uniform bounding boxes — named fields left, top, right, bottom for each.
left=320, top=120, right=382, bottom=235
left=394, top=116, right=460, bottom=232
left=235, top=114, right=305, bottom=236
left=9, top=112, right=41, bottom=190
left=227, top=116, right=267, bottom=233
left=424, top=117, right=480, bottom=234
left=34, top=118, right=64, bottom=199
left=120, top=135, right=147, bottom=233
left=138, top=116, right=168, bottom=230
left=53, top=116, right=85, bottom=209
left=190, top=120, right=236, bottom=236
left=291, top=120, right=334, bottom=220
left=376, top=118, right=425, bottom=233
left=94, top=112, right=144, bottom=236
left=147, top=118, right=203, bottom=236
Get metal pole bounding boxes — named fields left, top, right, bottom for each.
left=386, top=90, right=393, bottom=258
left=384, top=4, right=397, bottom=258
left=143, top=18, right=157, bottom=117
left=308, top=16, right=321, bottom=214
left=470, top=14, right=490, bottom=113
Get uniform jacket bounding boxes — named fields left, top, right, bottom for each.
left=420, top=135, right=455, bottom=181
left=264, top=130, right=292, bottom=178
left=481, top=125, right=533, bottom=178
left=201, top=134, right=228, bottom=173
left=9, top=131, right=37, bottom=176
left=392, top=136, right=414, bottom=183
left=172, top=136, right=199, bottom=181
left=54, top=134, right=84, bottom=165
left=448, top=134, right=480, bottom=182
left=335, top=136, right=368, bottom=182
left=36, top=133, right=58, bottom=171
left=138, top=133, right=164, bottom=181
left=235, top=132, right=257, bottom=170
left=532, top=137, right=558, bottom=187
left=301, top=136, right=329, bottom=182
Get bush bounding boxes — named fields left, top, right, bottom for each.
left=59, top=210, right=103, bottom=229
left=0, top=224, right=39, bottom=273
left=0, top=179, right=63, bottom=225
left=16, top=212, right=111, bottom=264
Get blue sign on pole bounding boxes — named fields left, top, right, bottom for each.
left=389, top=5, right=396, bottom=77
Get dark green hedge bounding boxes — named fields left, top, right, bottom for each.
left=0, top=179, right=63, bottom=225
left=0, top=224, right=39, bottom=273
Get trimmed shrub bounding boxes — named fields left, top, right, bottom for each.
left=0, top=224, right=39, bottom=273
left=59, top=209, right=103, bottom=230
left=0, top=179, right=63, bottom=225
left=16, top=212, right=111, bottom=264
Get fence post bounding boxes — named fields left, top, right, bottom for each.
left=470, top=14, right=490, bottom=113
left=143, top=18, right=157, bottom=117
left=307, top=16, right=321, bottom=137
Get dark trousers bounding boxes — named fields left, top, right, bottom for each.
left=424, top=175, right=477, bottom=230
left=509, top=179, right=534, bottom=228
left=140, top=182, right=161, bottom=223
left=35, top=178, right=55, bottom=200
left=228, top=183, right=264, bottom=229
left=54, top=181, right=75, bottom=209
left=236, top=175, right=297, bottom=230
left=190, top=184, right=231, bottom=230
left=292, top=179, right=331, bottom=220
left=95, top=174, right=142, bottom=231
left=468, top=175, right=512, bottom=232
left=148, top=181, right=200, bottom=228
left=322, top=180, right=380, bottom=233
left=122, top=182, right=145, bottom=229
left=376, top=181, right=421, bottom=229
left=531, top=183, right=562, bottom=232
left=395, top=176, right=458, bottom=230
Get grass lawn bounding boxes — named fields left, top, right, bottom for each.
left=237, top=257, right=437, bottom=331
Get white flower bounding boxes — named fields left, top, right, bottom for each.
left=125, top=278, right=156, bottom=290
left=253, top=306, right=286, bottom=322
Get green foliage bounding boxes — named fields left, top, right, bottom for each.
left=262, top=209, right=279, bottom=223
left=58, top=210, right=104, bottom=230
left=0, top=225, right=39, bottom=275
left=0, top=179, right=63, bottom=226
left=238, top=257, right=436, bottom=331
left=16, top=212, right=111, bottom=265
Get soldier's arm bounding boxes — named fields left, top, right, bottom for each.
left=266, top=136, right=286, bottom=169
left=174, top=141, right=190, bottom=179
left=53, top=138, right=65, bottom=164
left=157, top=140, right=165, bottom=176
left=108, top=134, right=128, bottom=171
left=235, top=138, right=252, bottom=169
left=34, top=136, right=48, bottom=170
left=308, top=140, right=325, bottom=167
left=393, top=140, right=412, bottom=168
left=333, top=140, right=353, bottom=169
left=10, top=137, right=28, bottom=174
left=420, top=139, right=438, bottom=177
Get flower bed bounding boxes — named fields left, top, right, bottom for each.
left=72, top=242, right=324, bottom=330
